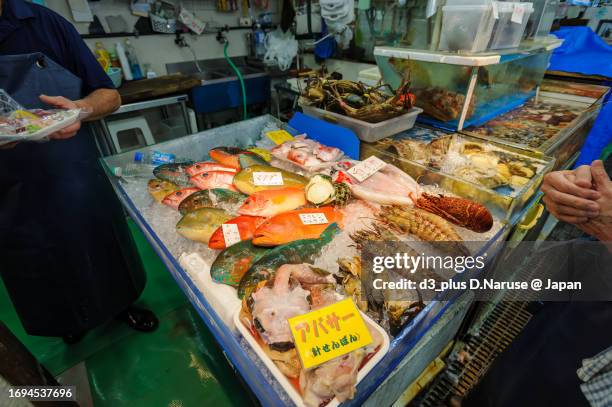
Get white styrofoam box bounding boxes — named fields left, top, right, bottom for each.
left=235, top=308, right=390, bottom=407
left=178, top=252, right=241, bottom=328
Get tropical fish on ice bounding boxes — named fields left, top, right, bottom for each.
left=238, top=187, right=306, bottom=217
left=210, top=146, right=268, bottom=170
left=252, top=207, right=343, bottom=246
left=161, top=187, right=200, bottom=210
left=233, top=165, right=308, bottom=195
left=208, top=215, right=267, bottom=250
left=148, top=179, right=179, bottom=203
left=237, top=223, right=340, bottom=298
left=153, top=162, right=193, bottom=186
left=186, top=161, right=238, bottom=177
left=178, top=188, right=246, bottom=215
left=190, top=171, right=237, bottom=191
left=210, top=239, right=269, bottom=287
left=176, top=208, right=232, bottom=243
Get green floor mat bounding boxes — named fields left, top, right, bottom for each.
left=87, top=305, right=253, bottom=407
left=0, top=220, right=187, bottom=375
left=1, top=218, right=254, bottom=406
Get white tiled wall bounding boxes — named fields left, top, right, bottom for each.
left=45, top=0, right=279, bottom=75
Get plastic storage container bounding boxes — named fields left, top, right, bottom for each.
left=461, top=89, right=604, bottom=168
left=374, top=39, right=562, bottom=131
left=360, top=126, right=554, bottom=221
left=438, top=4, right=496, bottom=53
left=489, top=2, right=534, bottom=49
left=301, top=104, right=423, bottom=143
left=524, top=0, right=558, bottom=39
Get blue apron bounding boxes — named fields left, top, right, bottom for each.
left=0, top=52, right=146, bottom=337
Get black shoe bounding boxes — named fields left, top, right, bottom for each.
left=62, top=332, right=86, bottom=344
left=116, top=306, right=159, bottom=332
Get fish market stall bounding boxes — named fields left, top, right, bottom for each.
left=101, top=115, right=511, bottom=406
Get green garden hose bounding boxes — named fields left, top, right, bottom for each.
left=224, top=41, right=248, bottom=121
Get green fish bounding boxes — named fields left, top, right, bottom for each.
left=176, top=208, right=232, bottom=244
left=153, top=162, right=194, bottom=186
left=210, top=240, right=270, bottom=287
left=178, top=189, right=247, bottom=215
left=209, top=147, right=268, bottom=169
left=237, top=223, right=340, bottom=298
left=239, top=152, right=269, bottom=168
left=233, top=165, right=308, bottom=195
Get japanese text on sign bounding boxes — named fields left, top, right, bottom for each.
left=347, top=156, right=387, bottom=182
left=266, top=130, right=295, bottom=145
left=252, top=172, right=284, bottom=186
left=299, top=212, right=329, bottom=225
left=222, top=223, right=241, bottom=247
left=289, top=298, right=373, bottom=369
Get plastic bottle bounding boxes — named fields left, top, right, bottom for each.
left=124, top=39, right=143, bottom=80
left=94, top=42, right=110, bottom=62
left=112, top=151, right=184, bottom=178
left=108, top=49, right=121, bottom=68
left=115, top=42, right=133, bottom=81
left=254, top=24, right=266, bottom=59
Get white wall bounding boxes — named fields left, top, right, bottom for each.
left=44, top=0, right=279, bottom=75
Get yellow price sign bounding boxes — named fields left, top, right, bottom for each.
left=266, top=130, right=294, bottom=145
left=288, top=298, right=373, bottom=369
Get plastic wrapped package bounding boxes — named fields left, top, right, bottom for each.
left=0, top=89, right=88, bottom=146
left=489, top=2, right=534, bottom=49
left=438, top=4, right=496, bottom=53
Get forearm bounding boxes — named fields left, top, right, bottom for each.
left=76, top=88, right=121, bottom=121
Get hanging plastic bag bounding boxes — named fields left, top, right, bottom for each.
left=263, top=28, right=298, bottom=71
left=319, top=0, right=354, bottom=48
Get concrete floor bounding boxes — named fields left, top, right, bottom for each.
left=0, top=220, right=255, bottom=407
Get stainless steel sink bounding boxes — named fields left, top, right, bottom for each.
left=191, top=71, right=226, bottom=82
left=166, top=57, right=271, bottom=115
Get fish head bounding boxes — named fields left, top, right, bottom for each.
left=207, top=226, right=226, bottom=250
left=251, top=220, right=288, bottom=246
left=239, top=194, right=272, bottom=216
left=148, top=178, right=164, bottom=191
left=186, top=162, right=209, bottom=176
left=162, top=188, right=197, bottom=208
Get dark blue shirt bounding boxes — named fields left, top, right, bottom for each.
left=0, top=0, right=114, bottom=95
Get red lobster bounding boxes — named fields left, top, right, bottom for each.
left=413, top=193, right=494, bottom=233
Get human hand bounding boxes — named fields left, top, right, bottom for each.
left=576, top=160, right=612, bottom=242
left=541, top=166, right=601, bottom=224
left=39, top=95, right=83, bottom=140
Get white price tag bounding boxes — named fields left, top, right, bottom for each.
left=252, top=172, right=284, bottom=186
left=511, top=3, right=526, bottom=24
left=222, top=223, right=241, bottom=247
left=299, top=212, right=329, bottom=225
left=347, top=156, right=387, bottom=182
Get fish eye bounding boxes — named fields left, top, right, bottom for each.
left=176, top=192, right=182, bottom=196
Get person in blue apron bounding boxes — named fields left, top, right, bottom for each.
left=0, top=0, right=158, bottom=343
